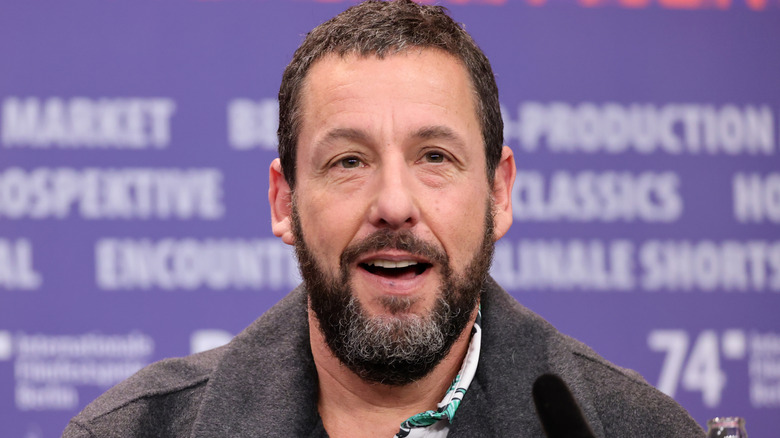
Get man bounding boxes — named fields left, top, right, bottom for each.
left=64, top=1, right=705, bottom=436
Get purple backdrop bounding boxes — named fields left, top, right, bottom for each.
left=1, top=0, right=779, bottom=436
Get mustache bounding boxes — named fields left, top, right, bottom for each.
left=340, top=229, right=448, bottom=270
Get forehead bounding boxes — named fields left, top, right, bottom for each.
left=297, top=49, right=480, bottom=142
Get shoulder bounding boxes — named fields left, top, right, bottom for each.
left=64, top=287, right=311, bottom=437
left=571, top=350, right=705, bottom=436
left=63, top=346, right=223, bottom=437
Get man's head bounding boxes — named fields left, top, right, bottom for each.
left=277, top=0, right=503, bottom=190
left=269, top=0, right=515, bottom=386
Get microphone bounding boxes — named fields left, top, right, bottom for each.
left=532, top=373, right=596, bottom=438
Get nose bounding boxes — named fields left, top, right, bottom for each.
left=367, top=160, right=420, bottom=229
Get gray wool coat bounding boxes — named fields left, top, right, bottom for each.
left=63, top=278, right=705, bottom=437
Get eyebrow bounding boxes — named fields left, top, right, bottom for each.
left=319, top=128, right=371, bottom=147
left=413, top=125, right=466, bottom=148
left=317, top=125, right=466, bottom=149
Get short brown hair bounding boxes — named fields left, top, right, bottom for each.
left=277, top=0, right=503, bottom=189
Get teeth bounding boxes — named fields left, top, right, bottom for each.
left=366, top=260, right=418, bottom=269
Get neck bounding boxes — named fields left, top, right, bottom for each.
left=309, top=305, right=477, bottom=438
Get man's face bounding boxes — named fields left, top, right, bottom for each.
left=272, top=49, right=511, bottom=384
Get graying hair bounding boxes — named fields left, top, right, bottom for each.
left=342, top=296, right=448, bottom=366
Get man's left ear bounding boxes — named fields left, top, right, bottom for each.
left=491, top=146, right=516, bottom=241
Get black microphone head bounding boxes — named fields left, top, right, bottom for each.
left=533, top=373, right=596, bottom=438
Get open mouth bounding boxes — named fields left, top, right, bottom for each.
left=359, top=260, right=432, bottom=278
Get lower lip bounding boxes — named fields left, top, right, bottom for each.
left=354, top=265, right=432, bottom=296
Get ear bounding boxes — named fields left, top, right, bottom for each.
left=491, top=146, right=516, bottom=241
left=269, top=158, right=295, bottom=246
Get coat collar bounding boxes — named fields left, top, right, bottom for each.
left=191, top=286, right=322, bottom=437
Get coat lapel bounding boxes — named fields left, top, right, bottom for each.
left=450, top=279, right=605, bottom=437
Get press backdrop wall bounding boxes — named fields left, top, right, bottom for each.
left=1, top=0, right=779, bottom=436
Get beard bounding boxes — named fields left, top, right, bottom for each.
left=292, top=199, right=495, bottom=386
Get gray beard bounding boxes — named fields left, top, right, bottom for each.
left=340, top=294, right=448, bottom=368
left=292, top=200, right=494, bottom=386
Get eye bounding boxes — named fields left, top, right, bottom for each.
left=424, top=151, right=446, bottom=163
left=338, top=156, right=362, bottom=168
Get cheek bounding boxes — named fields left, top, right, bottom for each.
left=298, top=192, right=363, bottom=264
left=430, top=188, right=490, bottom=263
